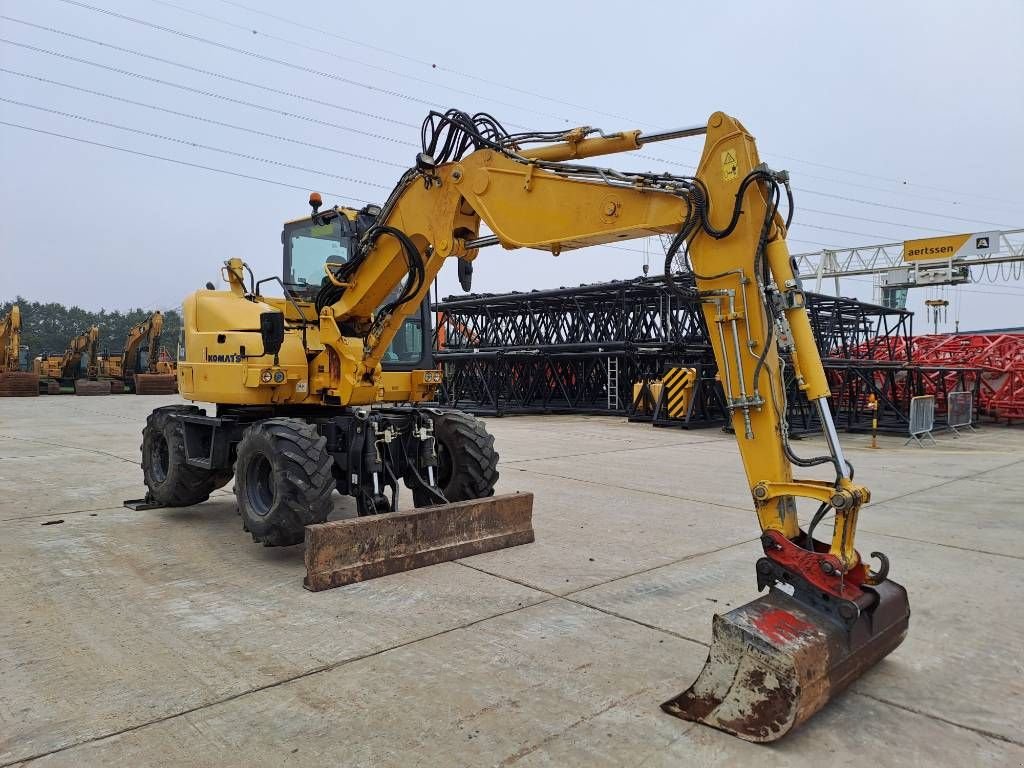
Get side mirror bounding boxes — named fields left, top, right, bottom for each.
left=259, top=312, right=285, bottom=357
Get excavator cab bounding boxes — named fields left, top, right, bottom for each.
left=281, top=210, right=432, bottom=372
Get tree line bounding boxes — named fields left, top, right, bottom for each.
left=2, top=297, right=182, bottom=362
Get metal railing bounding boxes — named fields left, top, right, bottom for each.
left=905, top=395, right=937, bottom=447
left=947, top=391, right=976, bottom=436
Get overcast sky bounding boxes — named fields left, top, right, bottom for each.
left=1, top=0, right=1022, bottom=331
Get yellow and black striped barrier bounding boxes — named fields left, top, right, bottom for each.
left=660, top=367, right=697, bottom=419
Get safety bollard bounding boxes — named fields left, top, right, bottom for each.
left=868, top=394, right=879, bottom=449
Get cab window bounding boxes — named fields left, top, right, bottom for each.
left=286, top=219, right=349, bottom=289
left=383, top=317, right=424, bottom=363
left=282, top=217, right=426, bottom=367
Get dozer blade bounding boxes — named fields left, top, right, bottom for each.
left=304, top=492, right=534, bottom=591
left=662, top=580, right=909, bottom=742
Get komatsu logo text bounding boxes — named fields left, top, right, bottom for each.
left=206, top=353, right=242, bottom=363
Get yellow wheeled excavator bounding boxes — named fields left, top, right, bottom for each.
left=0, top=305, right=39, bottom=396
left=34, top=325, right=104, bottom=394
left=132, top=109, right=909, bottom=742
left=100, top=311, right=178, bottom=394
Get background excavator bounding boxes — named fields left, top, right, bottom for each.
left=99, top=310, right=178, bottom=394
left=34, top=325, right=106, bottom=395
left=0, top=305, right=39, bottom=397
left=132, top=109, right=909, bottom=742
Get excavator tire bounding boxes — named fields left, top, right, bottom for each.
left=0, top=371, right=40, bottom=397
left=234, top=418, right=334, bottom=546
left=75, top=379, right=111, bottom=396
left=134, top=373, right=178, bottom=395
left=142, top=405, right=233, bottom=506
left=412, top=410, right=499, bottom=507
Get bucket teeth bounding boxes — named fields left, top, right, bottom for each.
left=663, top=583, right=909, bottom=742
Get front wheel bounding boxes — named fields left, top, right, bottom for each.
left=141, top=405, right=232, bottom=506
left=412, top=411, right=499, bottom=507
left=234, top=418, right=334, bottom=546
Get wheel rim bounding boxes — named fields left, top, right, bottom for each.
left=245, top=454, right=275, bottom=516
left=151, top=434, right=170, bottom=484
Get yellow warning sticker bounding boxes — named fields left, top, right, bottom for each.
left=721, top=148, right=739, bottom=181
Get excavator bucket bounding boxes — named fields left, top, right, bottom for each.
left=663, top=580, right=909, bottom=742
left=303, top=492, right=534, bottom=591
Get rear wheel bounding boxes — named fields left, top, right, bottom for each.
left=142, top=405, right=232, bottom=506
left=235, top=418, right=334, bottom=546
left=412, top=410, right=499, bottom=507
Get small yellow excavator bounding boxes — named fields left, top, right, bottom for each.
left=35, top=325, right=104, bottom=395
left=100, top=311, right=178, bottom=394
left=131, top=110, right=909, bottom=741
left=0, top=305, right=39, bottom=396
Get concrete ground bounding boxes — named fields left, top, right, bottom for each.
left=1, top=394, right=1022, bottom=767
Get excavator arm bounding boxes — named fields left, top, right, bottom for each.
left=60, top=326, right=99, bottom=380
left=0, top=306, right=20, bottom=372
left=121, top=311, right=165, bottom=377
left=308, top=109, right=909, bottom=741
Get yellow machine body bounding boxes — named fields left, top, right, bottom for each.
left=177, top=289, right=439, bottom=406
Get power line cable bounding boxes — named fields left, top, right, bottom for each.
left=13, top=13, right=1022, bottom=228
left=769, top=150, right=1022, bottom=207
left=0, top=51, right=958, bottom=248
left=0, top=38, right=417, bottom=148
left=792, top=222, right=898, bottom=241
left=0, top=97, right=391, bottom=189
left=1, top=16, right=419, bottom=131
left=7, top=122, right=1003, bottom=290
left=53, top=0, right=445, bottom=110
left=787, top=168, right=1024, bottom=214
left=843, top=275, right=1024, bottom=298
left=0, top=67, right=406, bottom=168
left=793, top=188, right=1014, bottom=229
left=0, top=119, right=371, bottom=203
left=798, top=207, right=952, bottom=233
left=642, top=150, right=1024, bottom=218
left=203, top=0, right=1023, bottom=211
left=6, top=15, right=1019, bottom=247
left=144, top=0, right=566, bottom=126
left=210, top=0, right=639, bottom=124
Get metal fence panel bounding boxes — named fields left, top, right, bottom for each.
left=947, top=390, right=976, bottom=436
left=905, top=395, right=937, bottom=446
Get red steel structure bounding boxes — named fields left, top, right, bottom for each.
left=849, top=332, right=1024, bottom=423
left=912, top=333, right=1024, bottom=421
